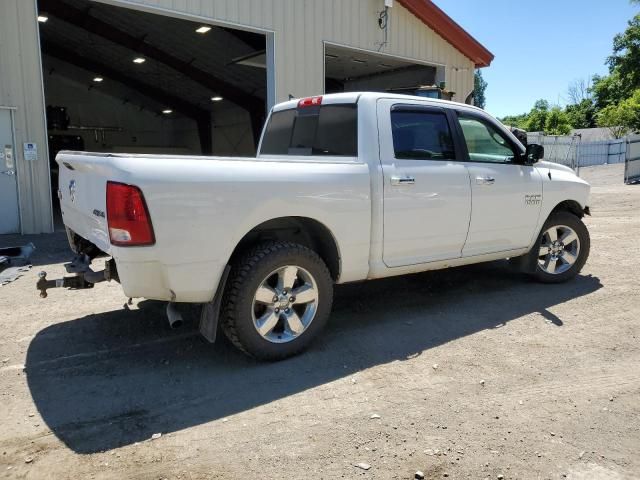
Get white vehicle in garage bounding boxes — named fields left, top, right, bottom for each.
left=42, top=92, right=591, bottom=360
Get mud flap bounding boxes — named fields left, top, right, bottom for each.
left=199, top=265, right=230, bottom=343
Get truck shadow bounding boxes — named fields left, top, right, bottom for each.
left=25, top=262, right=602, bottom=454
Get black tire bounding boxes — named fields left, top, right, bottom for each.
left=221, top=241, right=333, bottom=361
left=531, top=211, right=590, bottom=284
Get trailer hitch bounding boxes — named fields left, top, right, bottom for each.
left=37, top=271, right=94, bottom=298
left=36, top=256, right=118, bottom=298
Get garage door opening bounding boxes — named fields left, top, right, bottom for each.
left=37, top=0, right=271, bottom=222
left=324, top=44, right=446, bottom=98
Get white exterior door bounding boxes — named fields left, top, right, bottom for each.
left=377, top=100, right=472, bottom=267
left=0, top=108, right=20, bottom=234
left=455, top=113, right=543, bottom=256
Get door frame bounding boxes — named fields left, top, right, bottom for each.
left=447, top=106, right=543, bottom=256
left=0, top=106, right=23, bottom=234
left=375, top=98, right=473, bottom=268
left=447, top=107, right=527, bottom=163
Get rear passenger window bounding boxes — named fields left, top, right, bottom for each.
left=391, top=109, right=455, bottom=160
left=260, top=105, right=357, bottom=156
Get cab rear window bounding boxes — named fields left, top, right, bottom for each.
left=260, top=104, right=357, bottom=156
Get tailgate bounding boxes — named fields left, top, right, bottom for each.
left=57, top=152, right=113, bottom=254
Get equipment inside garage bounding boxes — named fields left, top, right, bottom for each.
left=324, top=44, right=451, bottom=99
left=37, top=0, right=268, bottom=208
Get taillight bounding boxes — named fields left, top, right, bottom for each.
left=298, top=96, right=322, bottom=108
left=106, top=181, right=155, bottom=246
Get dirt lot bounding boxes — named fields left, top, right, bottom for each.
left=0, top=164, right=638, bottom=480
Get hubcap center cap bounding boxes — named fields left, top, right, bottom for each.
left=550, top=240, right=564, bottom=255
left=277, top=295, right=290, bottom=309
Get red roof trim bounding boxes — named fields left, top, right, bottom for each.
left=396, top=0, right=494, bottom=68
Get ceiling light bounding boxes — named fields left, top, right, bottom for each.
left=93, top=77, right=104, bottom=83
left=133, top=57, right=146, bottom=64
left=211, top=96, right=223, bottom=102
left=351, top=58, right=366, bottom=64
left=196, top=26, right=212, bottom=34
left=162, top=109, right=173, bottom=114
left=379, top=63, right=394, bottom=68
left=37, top=15, right=48, bottom=23
left=325, top=53, right=339, bottom=59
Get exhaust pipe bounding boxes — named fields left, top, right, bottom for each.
left=166, top=302, right=184, bottom=329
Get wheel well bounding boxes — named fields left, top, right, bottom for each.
left=551, top=200, right=584, bottom=218
left=229, top=217, right=341, bottom=281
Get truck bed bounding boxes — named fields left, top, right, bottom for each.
left=57, top=151, right=372, bottom=302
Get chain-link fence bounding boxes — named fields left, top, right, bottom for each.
left=527, top=134, right=579, bottom=168
left=527, top=134, right=627, bottom=170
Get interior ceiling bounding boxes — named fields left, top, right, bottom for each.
left=37, top=0, right=266, bottom=117
left=42, top=56, right=170, bottom=118
left=325, top=45, right=428, bottom=80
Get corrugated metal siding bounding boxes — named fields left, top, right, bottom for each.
left=1, top=0, right=476, bottom=233
left=104, top=0, right=475, bottom=102
left=0, top=0, right=53, bottom=234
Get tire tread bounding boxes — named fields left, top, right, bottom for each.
left=532, top=211, right=590, bottom=283
left=220, top=241, right=332, bottom=359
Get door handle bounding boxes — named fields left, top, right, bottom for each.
left=0, top=170, right=15, bottom=176
left=475, top=176, right=495, bottom=185
left=390, top=176, right=415, bottom=186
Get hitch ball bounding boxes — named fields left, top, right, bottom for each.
left=37, top=271, right=48, bottom=298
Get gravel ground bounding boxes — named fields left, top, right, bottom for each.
left=0, top=164, right=638, bottom=480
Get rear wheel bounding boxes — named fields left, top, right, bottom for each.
left=531, top=212, right=590, bottom=283
left=221, top=241, right=333, bottom=360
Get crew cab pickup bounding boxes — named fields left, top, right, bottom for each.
left=47, top=92, right=591, bottom=360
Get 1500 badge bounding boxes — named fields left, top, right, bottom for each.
left=525, top=194, right=542, bottom=206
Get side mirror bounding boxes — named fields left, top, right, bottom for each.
left=525, top=143, right=544, bottom=163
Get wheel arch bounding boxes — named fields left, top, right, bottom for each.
left=227, top=216, right=341, bottom=281
left=549, top=199, right=586, bottom=219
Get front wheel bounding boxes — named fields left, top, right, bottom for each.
left=531, top=212, right=590, bottom=283
left=221, top=241, right=333, bottom=361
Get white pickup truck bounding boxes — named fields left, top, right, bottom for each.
left=44, top=92, right=591, bottom=360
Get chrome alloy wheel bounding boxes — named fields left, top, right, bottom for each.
left=538, top=224, right=581, bottom=275
left=251, top=265, right=319, bottom=343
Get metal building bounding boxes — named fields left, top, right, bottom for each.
left=0, top=0, right=493, bottom=234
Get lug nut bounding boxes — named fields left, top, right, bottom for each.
left=273, top=296, right=278, bottom=302
left=290, top=297, right=295, bottom=302
left=285, top=308, right=290, bottom=314
left=275, top=308, right=280, bottom=313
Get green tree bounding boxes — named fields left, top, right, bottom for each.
left=500, top=113, right=529, bottom=129
left=591, top=72, right=628, bottom=110
left=596, top=90, right=640, bottom=138
left=544, top=107, right=572, bottom=135
left=607, top=14, right=640, bottom=92
left=565, top=99, right=597, bottom=129
left=629, top=89, right=640, bottom=130
left=524, top=99, right=550, bottom=132
left=474, top=70, right=488, bottom=109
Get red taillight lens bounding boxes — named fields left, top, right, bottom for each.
left=298, top=96, right=323, bottom=108
left=106, top=181, right=155, bottom=246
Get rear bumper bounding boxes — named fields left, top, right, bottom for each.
left=116, top=258, right=225, bottom=303
left=64, top=227, right=224, bottom=303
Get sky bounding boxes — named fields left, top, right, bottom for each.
left=434, top=0, right=639, bottom=118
